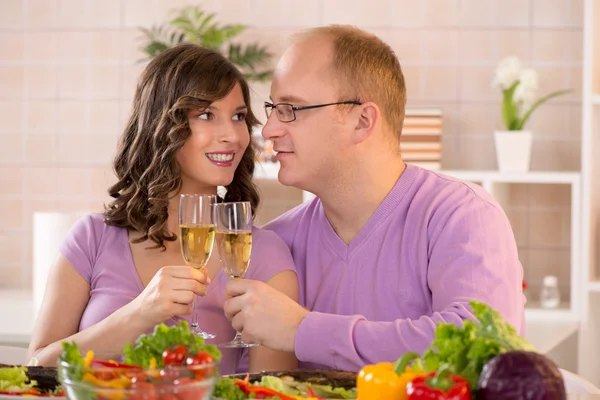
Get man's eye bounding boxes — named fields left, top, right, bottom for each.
left=197, top=112, right=213, bottom=120
left=233, top=113, right=247, bottom=121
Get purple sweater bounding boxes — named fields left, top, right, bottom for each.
left=60, top=213, right=297, bottom=374
left=264, top=164, right=526, bottom=371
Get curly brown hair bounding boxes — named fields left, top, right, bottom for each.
left=104, top=43, right=260, bottom=250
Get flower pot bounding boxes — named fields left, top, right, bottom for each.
left=493, top=130, right=533, bottom=172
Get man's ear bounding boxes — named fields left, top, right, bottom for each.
left=352, top=102, right=379, bottom=144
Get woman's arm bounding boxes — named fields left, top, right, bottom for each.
left=28, top=256, right=208, bottom=366
left=248, top=270, right=299, bottom=372
left=27, top=255, right=150, bottom=366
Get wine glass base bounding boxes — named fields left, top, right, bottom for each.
left=218, top=341, right=259, bottom=349
left=190, top=326, right=216, bottom=339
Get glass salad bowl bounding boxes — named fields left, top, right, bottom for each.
left=57, top=346, right=220, bottom=400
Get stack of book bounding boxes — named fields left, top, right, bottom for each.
left=400, top=108, right=443, bottom=171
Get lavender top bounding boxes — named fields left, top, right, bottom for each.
left=264, top=164, right=526, bottom=371
left=60, top=213, right=297, bottom=374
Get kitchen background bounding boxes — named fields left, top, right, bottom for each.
left=0, top=0, right=583, bottom=306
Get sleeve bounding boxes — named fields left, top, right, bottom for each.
left=244, top=227, right=297, bottom=283
left=59, top=213, right=104, bottom=283
left=294, top=195, right=525, bottom=371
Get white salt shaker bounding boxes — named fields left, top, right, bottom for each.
left=540, top=275, right=560, bottom=309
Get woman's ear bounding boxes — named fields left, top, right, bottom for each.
left=352, top=102, right=379, bottom=144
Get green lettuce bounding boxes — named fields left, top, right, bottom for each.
left=122, top=320, right=221, bottom=368
left=422, top=300, right=535, bottom=389
left=0, top=366, right=36, bottom=392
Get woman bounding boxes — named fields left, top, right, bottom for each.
left=27, top=44, right=299, bottom=374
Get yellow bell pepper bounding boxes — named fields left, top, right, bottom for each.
left=356, top=352, right=427, bottom=400
left=82, top=372, right=132, bottom=400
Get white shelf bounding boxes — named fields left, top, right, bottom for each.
left=440, top=170, right=581, bottom=184
left=255, top=163, right=582, bottom=186
left=525, top=305, right=579, bottom=322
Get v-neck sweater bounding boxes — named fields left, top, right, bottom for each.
left=264, top=163, right=526, bottom=371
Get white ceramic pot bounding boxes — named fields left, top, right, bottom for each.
left=493, top=130, right=533, bottom=172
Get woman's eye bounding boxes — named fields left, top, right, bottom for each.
left=197, top=112, right=214, bottom=120
left=233, top=113, right=247, bottom=121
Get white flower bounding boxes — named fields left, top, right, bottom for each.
left=492, top=56, right=522, bottom=90
left=513, top=69, right=539, bottom=109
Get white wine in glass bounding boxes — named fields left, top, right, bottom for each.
left=179, top=194, right=216, bottom=339
left=180, top=224, right=216, bottom=267
left=213, top=201, right=258, bottom=348
left=215, top=231, right=252, bottom=279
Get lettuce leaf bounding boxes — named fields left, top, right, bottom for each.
left=422, top=300, right=534, bottom=389
left=122, top=320, right=221, bottom=368
left=0, top=366, right=36, bottom=392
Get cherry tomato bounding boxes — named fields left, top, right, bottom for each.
left=185, top=352, right=214, bottom=380
left=159, top=394, right=178, bottom=400
left=162, top=345, right=187, bottom=366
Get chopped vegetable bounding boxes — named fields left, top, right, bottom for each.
left=406, top=365, right=471, bottom=400
left=234, top=375, right=297, bottom=400
left=356, top=352, right=427, bottom=400
left=122, top=320, right=221, bottom=368
left=0, top=366, right=37, bottom=393
left=212, top=377, right=247, bottom=400
left=422, top=300, right=534, bottom=389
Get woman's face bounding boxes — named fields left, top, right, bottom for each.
left=177, top=83, right=251, bottom=193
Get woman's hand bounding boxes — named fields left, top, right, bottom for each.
left=129, top=266, right=210, bottom=327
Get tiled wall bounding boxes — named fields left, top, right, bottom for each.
left=0, top=0, right=582, bottom=302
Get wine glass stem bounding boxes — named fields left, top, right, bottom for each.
left=190, top=295, right=198, bottom=329
left=233, top=331, right=243, bottom=343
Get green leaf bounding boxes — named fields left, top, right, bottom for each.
left=136, top=5, right=272, bottom=81
left=515, top=89, right=573, bottom=130
left=422, top=301, right=535, bottom=389
left=122, top=320, right=221, bottom=368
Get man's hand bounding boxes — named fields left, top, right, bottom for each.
left=223, top=279, right=309, bottom=353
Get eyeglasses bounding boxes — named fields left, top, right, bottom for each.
left=264, top=100, right=363, bottom=123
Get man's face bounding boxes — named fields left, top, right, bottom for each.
left=262, top=37, right=356, bottom=192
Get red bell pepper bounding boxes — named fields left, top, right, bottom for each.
left=406, top=365, right=471, bottom=400
left=233, top=377, right=297, bottom=400
left=90, top=360, right=141, bottom=369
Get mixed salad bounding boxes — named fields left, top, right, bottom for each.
left=0, top=366, right=64, bottom=397
left=58, top=321, right=221, bottom=400
left=213, top=375, right=356, bottom=399
left=355, top=300, right=565, bottom=400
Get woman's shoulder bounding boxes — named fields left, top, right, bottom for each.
left=245, top=225, right=296, bottom=282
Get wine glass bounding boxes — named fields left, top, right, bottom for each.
left=179, top=194, right=217, bottom=339
left=213, top=201, right=258, bottom=348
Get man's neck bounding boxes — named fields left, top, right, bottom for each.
left=317, top=156, right=406, bottom=245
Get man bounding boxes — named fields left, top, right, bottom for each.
left=223, top=25, right=525, bottom=372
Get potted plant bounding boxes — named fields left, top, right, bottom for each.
left=139, top=6, right=273, bottom=82
left=491, top=56, right=571, bottom=172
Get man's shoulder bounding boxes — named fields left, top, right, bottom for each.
left=261, top=197, right=320, bottom=244
left=412, top=166, right=501, bottom=211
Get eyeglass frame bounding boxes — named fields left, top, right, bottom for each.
left=264, top=100, right=363, bottom=123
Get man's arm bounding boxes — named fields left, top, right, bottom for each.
left=294, top=196, right=525, bottom=371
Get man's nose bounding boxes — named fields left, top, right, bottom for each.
left=262, top=113, right=285, bottom=140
